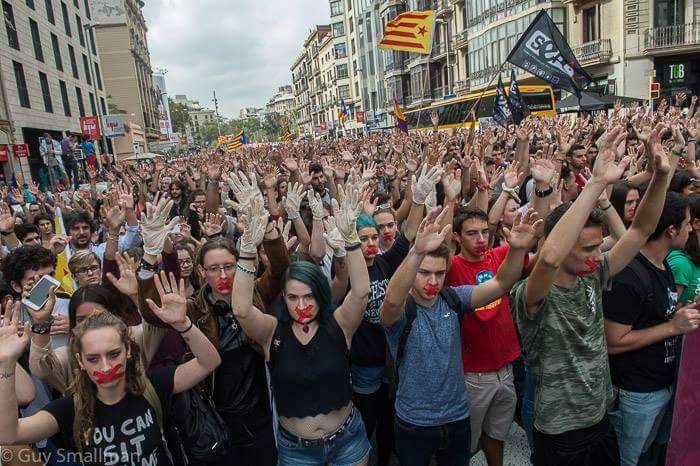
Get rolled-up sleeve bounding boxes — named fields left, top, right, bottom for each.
left=29, top=339, right=71, bottom=394
left=119, top=224, right=142, bottom=251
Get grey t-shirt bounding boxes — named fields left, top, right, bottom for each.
left=511, top=254, right=614, bottom=435
left=385, top=285, right=473, bottom=426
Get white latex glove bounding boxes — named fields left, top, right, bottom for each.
left=323, top=216, right=346, bottom=257
left=225, top=171, right=262, bottom=211
left=307, top=190, right=324, bottom=221
left=331, top=183, right=362, bottom=246
left=240, top=198, right=269, bottom=255
left=142, top=198, right=180, bottom=256
left=412, top=164, right=444, bottom=205
left=283, top=182, right=305, bottom=220
left=425, top=188, right=438, bottom=212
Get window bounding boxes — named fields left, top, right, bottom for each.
left=38, top=72, right=53, bottom=113
left=29, top=19, right=44, bottom=61
left=61, top=2, right=71, bottom=36
left=93, top=62, right=102, bottom=90
left=349, top=17, right=353, bottom=33
left=75, top=87, right=85, bottom=116
left=334, top=43, right=347, bottom=58
left=336, top=63, right=349, bottom=79
left=582, top=7, right=598, bottom=43
left=338, top=84, right=351, bottom=99
left=68, top=45, right=78, bottom=78
left=13, top=62, right=30, bottom=108
left=3, top=1, right=19, bottom=50
left=82, top=54, right=91, bottom=85
left=51, top=33, right=63, bottom=71
left=88, top=27, right=96, bottom=54
left=332, top=21, right=345, bottom=37
left=26, top=0, right=35, bottom=9
left=76, top=14, right=84, bottom=46
left=100, top=96, right=106, bottom=114
left=330, top=0, right=342, bottom=16
left=83, top=0, right=90, bottom=19
left=59, top=80, right=70, bottom=115
left=88, top=92, right=96, bottom=116
left=654, top=0, right=684, bottom=27
left=45, top=0, right=54, bottom=24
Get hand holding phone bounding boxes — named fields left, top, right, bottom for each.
left=21, top=275, right=60, bottom=317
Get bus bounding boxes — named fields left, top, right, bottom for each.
left=404, top=84, right=556, bottom=131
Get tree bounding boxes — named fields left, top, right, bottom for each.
left=169, top=98, right=190, bottom=134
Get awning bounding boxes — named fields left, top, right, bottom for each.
left=557, top=92, right=643, bottom=113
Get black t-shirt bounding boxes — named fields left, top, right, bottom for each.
left=41, top=366, right=176, bottom=466
left=603, top=253, right=679, bottom=392
left=350, top=233, right=410, bottom=367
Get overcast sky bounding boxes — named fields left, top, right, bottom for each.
left=142, top=0, right=330, bottom=119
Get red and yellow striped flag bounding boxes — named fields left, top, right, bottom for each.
left=379, top=10, right=435, bottom=55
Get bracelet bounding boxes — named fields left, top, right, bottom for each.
left=501, top=183, right=516, bottom=194
left=236, top=262, right=256, bottom=275
left=690, top=139, right=697, bottom=144
left=599, top=203, right=612, bottom=211
left=535, top=186, right=553, bottom=198
left=238, top=254, right=257, bottom=261
left=346, top=242, right=361, bottom=251
left=176, top=320, right=194, bottom=334
left=671, top=149, right=684, bottom=158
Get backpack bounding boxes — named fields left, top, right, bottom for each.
left=626, top=256, right=654, bottom=306
left=386, top=286, right=463, bottom=400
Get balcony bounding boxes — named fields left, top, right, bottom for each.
left=449, top=0, right=465, bottom=4
left=643, top=23, right=700, bottom=54
left=454, top=30, right=469, bottom=49
left=436, top=2, right=453, bottom=19
left=431, top=42, right=455, bottom=61
left=572, top=38, right=612, bottom=65
left=407, top=53, right=430, bottom=68
left=454, top=79, right=469, bottom=95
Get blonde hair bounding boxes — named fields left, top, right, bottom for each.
left=66, top=312, right=147, bottom=447
left=68, top=250, right=100, bottom=275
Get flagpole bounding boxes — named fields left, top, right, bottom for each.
left=461, top=60, right=508, bottom=124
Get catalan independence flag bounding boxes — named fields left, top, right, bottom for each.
left=338, top=98, right=349, bottom=122
left=379, top=10, right=435, bottom=55
left=394, top=94, right=408, bottom=134
left=54, top=207, right=74, bottom=295
left=227, top=131, right=246, bottom=151
left=217, top=135, right=227, bottom=144
left=283, top=126, right=292, bottom=142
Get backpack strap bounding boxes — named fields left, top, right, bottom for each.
left=439, top=286, right=462, bottom=313
left=626, top=256, right=654, bottom=304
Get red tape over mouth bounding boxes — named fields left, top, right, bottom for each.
left=216, top=277, right=233, bottom=292
left=382, top=233, right=394, bottom=241
left=293, top=304, right=315, bottom=321
left=578, top=259, right=598, bottom=276
left=93, top=364, right=125, bottom=385
left=423, top=283, right=440, bottom=296
left=475, top=245, right=488, bottom=254
left=366, top=246, right=378, bottom=255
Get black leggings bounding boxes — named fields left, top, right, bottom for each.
left=353, top=383, right=395, bottom=466
left=533, top=415, right=620, bottom=466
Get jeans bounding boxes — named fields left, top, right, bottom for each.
left=63, top=161, right=80, bottom=190
left=276, top=407, right=371, bottom=466
left=394, top=416, right=471, bottom=466
left=353, top=383, right=394, bottom=466
left=512, top=354, right=535, bottom=450
left=210, top=406, right=277, bottom=466
left=608, top=386, right=672, bottom=466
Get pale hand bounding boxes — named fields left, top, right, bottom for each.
left=106, top=252, right=139, bottom=297
left=413, top=208, right=451, bottom=255
left=502, top=208, right=542, bottom=250
left=0, top=301, right=30, bottom=363
left=240, top=197, right=269, bottom=255
left=145, top=272, right=188, bottom=328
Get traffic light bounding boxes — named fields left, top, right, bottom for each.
left=650, top=82, right=661, bottom=100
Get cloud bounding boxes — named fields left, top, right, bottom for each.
left=143, top=0, right=330, bottom=118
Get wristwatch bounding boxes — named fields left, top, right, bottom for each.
left=140, top=258, right=158, bottom=272
left=31, top=317, right=54, bottom=335
left=535, top=186, right=553, bottom=198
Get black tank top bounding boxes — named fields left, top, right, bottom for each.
left=268, top=316, right=353, bottom=418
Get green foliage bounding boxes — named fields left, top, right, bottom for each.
left=169, top=98, right=190, bottom=134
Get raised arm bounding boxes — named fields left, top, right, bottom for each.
left=145, top=272, right=221, bottom=394
left=329, top=181, right=370, bottom=343
left=307, top=190, right=327, bottom=263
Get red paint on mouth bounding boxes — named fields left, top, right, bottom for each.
left=367, top=246, right=378, bottom=255
left=423, top=283, right=440, bottom=296
left=216, top=277, right=233, bottom=293
left=475, top=245, right=488, bottom=254
left=578, top=259, right=598, bottom=276
left=293, top=304, right=315, bottom=322
left=382, top=233, right=394, bottom=241
left=93, top=364, right=125, bottom=385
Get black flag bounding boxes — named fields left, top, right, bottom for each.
left=508, top=69, right=530, bottom=125
left=493, top=74, right=513, bottom=129
left=506, top=10, right=592, bottom=97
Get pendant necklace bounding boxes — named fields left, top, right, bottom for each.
left=302, top=324, right=310, bottom=333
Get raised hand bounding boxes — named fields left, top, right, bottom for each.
left=240, top=197, right=269, bottom=255
left=278, top=217, right=298, bottom=250
left=412, top=164, right=444, bottom=204
left=0, top=300, right=30, bottom=363
left=530, top=157, right=556, bottom=184
left=48, top=235, right=69, bottom=255
left=106, top=252, right=139, bottom=297
left=225, top=171, right=263, bottom=211
left=199, top=212, right=226, bottom=237
left=145, top=271, right=189, bottom=329
left=283, top=182, right=305, bottom=220
left=441, top=166, right=462, bottom=201
left=331, top=182, right=363, bottom=246
left=142, top=194, right=180, bottom=256
left=323, top=216, right=346, bottom=257
left=24, top=285, right=56, bottom=324
left=307, top=190, right=324, bottom=221
left=592, top=127, right=631, bottom=185
left=502, top=208, right=542, bottom=250
left=414, top=208, right=451, bottom=255
left=0, top=203, right=16, bottom=233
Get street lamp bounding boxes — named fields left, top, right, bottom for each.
left=82, top=23, right=111, bottom=168
left=435, top=18, right=452, bottom=96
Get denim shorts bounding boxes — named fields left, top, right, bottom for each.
left=276, top=407, right=371, bottom=466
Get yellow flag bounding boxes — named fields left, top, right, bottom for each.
left=53, top=208, right=74, bottom=295
left=379, top=10, right=435, bottom=55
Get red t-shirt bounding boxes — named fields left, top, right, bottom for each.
left=446, top=245, right=522, bottom=373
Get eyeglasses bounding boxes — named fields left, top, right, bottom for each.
left=178, top=258, right=193, bottom=266
left=75, top=265, right=100, bottom=276
left=203, top=263, right=236, bottom=275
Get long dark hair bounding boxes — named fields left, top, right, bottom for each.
left=276, top=260, right=333, bottom=325
left=68, top=285, right=130, bottom=329
left=685, top=194, right=700, bottom=265
left=610, top=180, right=638, bottom=226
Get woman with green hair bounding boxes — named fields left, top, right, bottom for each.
left=231, top=178, right=372, bottom=465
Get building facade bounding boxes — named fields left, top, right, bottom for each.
left=291, top=51, right=312, bottom=136
left=92, top=0, right=159, bottom=150
left=1, top=0, right=108, bottom=182
left=266, top=85, right=295, bottom=114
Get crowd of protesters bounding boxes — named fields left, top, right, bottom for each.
left=0, top=93, right=698, bottom=466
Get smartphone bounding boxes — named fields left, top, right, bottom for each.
left=21, top=275, right=60, bottom=311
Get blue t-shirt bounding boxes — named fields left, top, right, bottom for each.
left=385, top=285, right=473, bottom=426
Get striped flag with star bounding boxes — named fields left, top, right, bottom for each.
left=282, top=126, right=292, bottom=142
left=379, top=10, right=435, bottom=55
left=226, top=131, right=246, bottom=151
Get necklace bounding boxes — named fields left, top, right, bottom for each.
left=302, top=325, right=310, bottom=333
